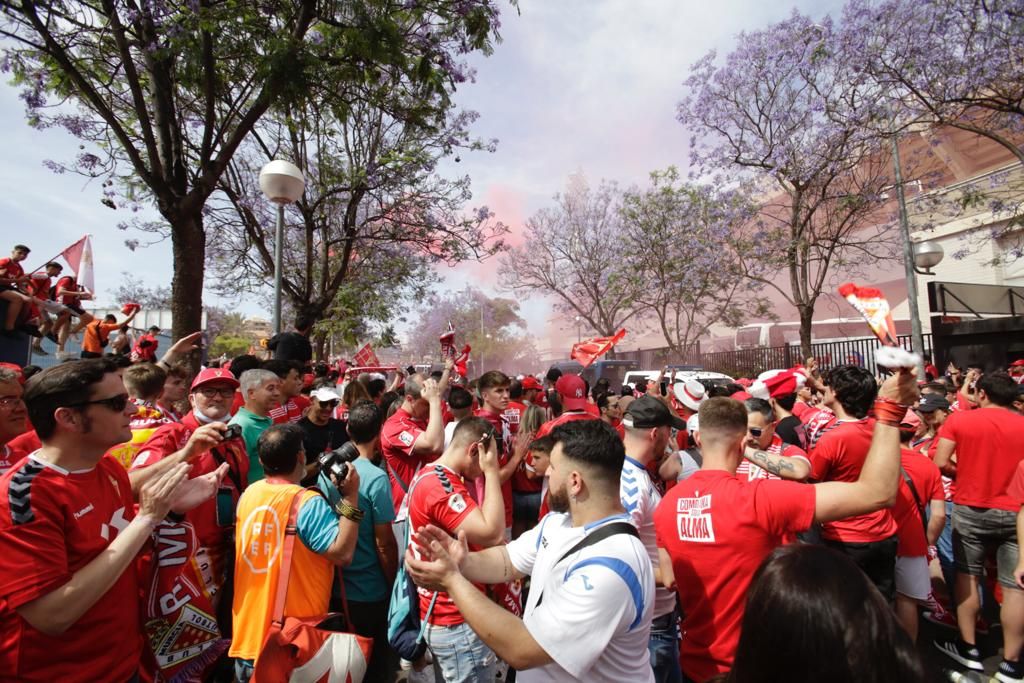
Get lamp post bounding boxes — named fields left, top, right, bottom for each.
left=575, top=315, right=581, bottom=343
left=891, top=139, right=945, bottom=374
left=259, top=160, right=305, bottom=335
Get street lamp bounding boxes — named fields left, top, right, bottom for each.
left=913, top=240, right=944, bottom=275
left=259, top=160, right=305, bottom=335
left=575, top=315, right=581, bottom=343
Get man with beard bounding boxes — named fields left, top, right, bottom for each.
left=406, top=420, right=656, bottom=683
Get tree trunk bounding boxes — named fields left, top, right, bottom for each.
left=170, top=212, right=206, bottom=364
left=798, top=305, right=814, bottom=363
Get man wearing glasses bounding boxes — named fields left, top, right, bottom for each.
left=297, top=384, right=350, bottom=485
left=132, top=367, right=249, bottom=602
left=0, top=366, right=28, bottom=473
left=0, top=358, right=224, bottom=681
left=735, top=398, right=811, bottom=482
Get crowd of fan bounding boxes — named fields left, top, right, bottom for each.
left=0, top=303, right=1023, bottom=683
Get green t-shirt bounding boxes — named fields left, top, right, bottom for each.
left=229, top=407, right=273, bottom=484
left=317, top=457, right=396, bottom=602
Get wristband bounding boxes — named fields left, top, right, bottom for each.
left=873, top=397, right=908, bottom=427
left=336, top=499, right=365, bottom=523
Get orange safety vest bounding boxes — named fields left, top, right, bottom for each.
left=229, top=480, right=334, bottom=661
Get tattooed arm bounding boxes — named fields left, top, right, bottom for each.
left=743, top=446, right=811, bottom=481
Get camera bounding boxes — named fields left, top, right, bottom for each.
left=222, top=423, right=243, bottom=441
left=319, top=442, right=359, bottom=483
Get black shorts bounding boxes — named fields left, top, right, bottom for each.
left=66, top=303, right=86, bottom=316
left=822, top=535, right=898, bottom=602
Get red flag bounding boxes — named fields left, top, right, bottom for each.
left=571, top=329, right=627, bottom=368
left=353, top=342, right=379, bottom=367
left=59, top=235, right=95, bottom=294
left=454, top=344, right=471, bottom=378
left=440, top=321, right=457, bottom=360
left=838, top=283, right=898, bottom=346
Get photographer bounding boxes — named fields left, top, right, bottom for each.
left=231, top=423, right=361, bottom=683
left=317, top=400, right=399, bottom=682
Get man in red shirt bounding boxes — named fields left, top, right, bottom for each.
left=26, top=262, right=69, bottom=355
left=0, top=366, right=28, bottom=473
left=50, top=272, right=95, bottom=358
left=0, top=358, right=223, bottom=681
left=736, top=398, right=810, bottom=482
left=132, top=367, right=248, bottom=598
left=933, top=372, right=1024, bottom=677
left=519, top=376, right=543, bottom=407
left=406, top=416, right=505, bottom=682
left=381, top=376, right=446, bottom=513
left=264, top=359, right=311, bottom=424
left=130, top=325, right=162, bottom=363
left=0, top=244, right=33, bottom=336
left=535, top=374, right=598, bottom=438
left=810, top=365, right=899, bottom=601
left=475, top=370, right=520, bottom=535
left=654, top=369, right=917, bottom=682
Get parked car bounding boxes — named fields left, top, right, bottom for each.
left=623, top=367, right=735, bottom=393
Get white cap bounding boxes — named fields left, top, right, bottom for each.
left=673, top=379, right=707, bottom=412
left=311, top=387, right=341, bottom=402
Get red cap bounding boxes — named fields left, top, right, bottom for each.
left=555, top=374, right=588, bottom=411
left=521, top=376, right=543, bottom=392
left=1011, top=359, right=1024, bottom=368
left=0, top=362, right=24, bottom=384
left=190, top=367, right=240, bottom=392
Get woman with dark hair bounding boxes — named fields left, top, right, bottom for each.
left=726, top=544, right=927, bottom=683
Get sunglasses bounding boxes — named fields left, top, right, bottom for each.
left=317, top=400, right=339, bottom=409
left=70, top=393, right=131, bottom=412
left=196, top=387, right=236, bottom=399
left=748, top=427, right=765, bottom=437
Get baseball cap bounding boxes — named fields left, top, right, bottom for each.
left=311, top=387, right=341, bottom=403
left=1010, top=359, right=1024, bottom=368
left=191, top=367, right=239, bottom=392
left=623, top=395, right=687, bottom=430
left=521, top=376, right=543, bottom=392
left=899, top=409, right=922, bottom=430
left=916, top=394, right=950, bottom=412
left=673, top=379, right=707, bottom=412
left=555, top=374, right=588, bottom=411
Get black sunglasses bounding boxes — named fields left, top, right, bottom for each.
left=317, top=400, right=339, bottom=409
left=748, top=427, right=764, bottom=437
left=70, top=393, right=131, bottom=412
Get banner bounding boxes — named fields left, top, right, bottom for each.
left=838, top=283, right=898, bottom=346
left=570, top=328, right=627, bottom=368
left=454, top=344, right=471, bottom=378
left=60, top=234, right=95, bottom=294
left=353, top=342, right=379, bottom=367
left=440, top=321, right=457, bottom=361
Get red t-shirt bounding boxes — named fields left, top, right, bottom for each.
left=381, top=408, right=439, bottom=512
left=131, top=412, right=249, bottom=581
left=534, top=411, right=597, bottom=439
left=1007, top=461, right=1024, bottom=506
left=475, top=407, right=513, bottom=528
left=269, top=395, right=310, bottom=424
left=938, top=407, right=1024, bottom=511
left=5, top=430, right=41, bottom=461
left=791, top=400, right=813, bottom=420
left=407, top=465, right=481, bottom=626
left=735, top=434, right=810, bottom=482
left=655, top=469, right=816, bottom=682
left=582, top=402, right=600, bottom=418
left=0, top=454, right=142, bottom=681
left=506, top=401, right=541, bottom=494
left=25, top=274, right=50, bottom=300
left=230, top=390, right=245, bottom=417
left=810, top=419, right=897, bottom=543
left=54, top=276, right=82, bottom=305
left=0, top=257, right=24, bottom=282
left=893, top=449, right=944, bottom=557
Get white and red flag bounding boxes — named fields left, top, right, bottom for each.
left=571, top=328, right=627, bottom=368
left=59, top=234, right=95, bottom=294
left=838, top=283, right=898, bottom=346
left=353, top=342, right=379, bottom=367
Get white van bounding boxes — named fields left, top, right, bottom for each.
left=623, top=367, right=735, bottom=392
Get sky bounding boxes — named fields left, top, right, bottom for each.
left=0, top=0, right=844, bottom=345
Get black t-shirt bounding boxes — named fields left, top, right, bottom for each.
left=776, top=415, right=806, bottom=449
left=267, top=330, right=312, bottom=364
left=297, top=416, right=350, bottom=459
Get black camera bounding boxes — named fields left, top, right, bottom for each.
left=319, top=442, right=359, bottom=483
left=222, top=423, right=243, bottom=441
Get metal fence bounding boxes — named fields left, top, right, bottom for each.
left=620, top=334, right=933, bottom=379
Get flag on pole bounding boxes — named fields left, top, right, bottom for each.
left=571, top=329, right=627, bottom=368
left=440, top=322, right=457, bottom=360
left=837, top=283, right=898, bottom=346
left=353, top=343, right=379, bottom=367
left=454, top=344, right=471, bottom=378
left=59, top=235, right=95, bottom=294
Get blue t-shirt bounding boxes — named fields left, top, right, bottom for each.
left=317, top=457, right=396, bottom=602
left=296, top=494, right=340, bottom=553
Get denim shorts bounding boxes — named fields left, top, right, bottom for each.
left=426, top=621, right=496, bottom=683
left=952, top=504, right=1020, bottom=589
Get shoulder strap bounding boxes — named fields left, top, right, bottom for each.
left=900, top=466, right=929, bottom=536
left=270, top=489, right=306, bottom=624
left=537, top=521, right=639, bottom=607
left=387, top=460, right=410, bottom=493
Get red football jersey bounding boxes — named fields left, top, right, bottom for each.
left=0, top=454, right=142, bottom=681
left=269, top=395, right=309, bottom=424
left=381, top=407, right=438, bottom=512
left=893, top=449, right=943, bottom=557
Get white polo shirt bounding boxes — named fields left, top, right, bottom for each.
left=621, top=455, right=677, bottom=619
left=507, top=512, right=655, bottom=683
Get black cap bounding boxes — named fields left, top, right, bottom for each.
left=623, top=395, right=687, bottom=430
left=917, top=394, right=950, bottom=412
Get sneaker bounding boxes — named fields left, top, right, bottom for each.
left=996, top=659, right=1024, bottom=683
left=31, top=345, right=48, bottom=355
left=924, top=605, right=958, bottom=630
left=934, top=639, right=984, bottom=671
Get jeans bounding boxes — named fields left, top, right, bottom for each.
left=234, top=658, right=254, bottom=683
left=426, top=621, right=496, bottom=683
left=936, top=500, right=957, bottom=595
left=648, top=614, right=683, bottom=683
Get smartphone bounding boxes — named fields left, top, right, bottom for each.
left=215, top=488, right=235, bottom=527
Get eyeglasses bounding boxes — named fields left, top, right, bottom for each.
left=196, top=387, right=236, bottom=399
left=748, top=427, right=764, bottom=437
left=317, top=400, right=339, bottom=409
left=69, top=394, right=131, bottom=412
left=0, top=395, right=24, bottom=408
